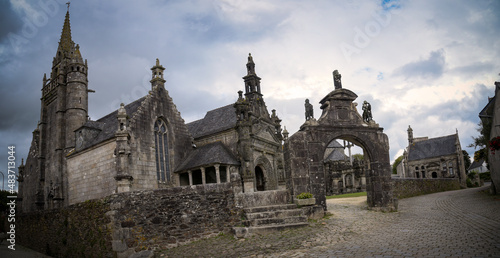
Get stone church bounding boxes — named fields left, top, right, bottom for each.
left=18, top=10, right=285, bottom=213
left=399, top=125, right=467, bottom=186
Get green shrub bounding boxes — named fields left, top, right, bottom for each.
left=466, top=178, right=473, bottom=188
left=479, top=172, right=491, bottom=181
left=296, top=192, right=313, bottom=199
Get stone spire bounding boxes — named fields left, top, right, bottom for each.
left=58, top=9, right=73, bottom=54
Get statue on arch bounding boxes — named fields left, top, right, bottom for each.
left=333, top=70, right=342, bottom=89
left=362, top=100, right=373, bottom=123
left=305, top=99, right=314, bottom=121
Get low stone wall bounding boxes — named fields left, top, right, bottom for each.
left=17, top=199, right=112, bottom=257
left=392, top=178, right=460, bottom=199
left=18, top=183, right=240, bottom=257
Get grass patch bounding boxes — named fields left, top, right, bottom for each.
left=326, top=192, right=367, bottom=199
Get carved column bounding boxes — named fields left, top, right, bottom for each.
left=188, top=170, right=193, bottom=186
left=114, top=103, right=133, bottom=193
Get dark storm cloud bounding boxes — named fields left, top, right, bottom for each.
left=0, top=1, right=23, bottom=42
left=394, top=49, right=446, bottom=80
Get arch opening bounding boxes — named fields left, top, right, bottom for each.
left=255, top=166, right=265, bottom=191
left=324, top=137, right=369, bottom=197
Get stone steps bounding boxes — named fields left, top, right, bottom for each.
left=243, top=204, right=298, bottom=213
left=244, top=209, right=304, bottom=220
left=233, top=204, right=309, bottom=238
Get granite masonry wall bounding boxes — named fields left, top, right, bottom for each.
left=18, top=183, right=240, bottom=258
left=17, top=199, right=112, bottom=257
left=392, top=178, right=460, bottom=199
left=67, top=141, right=117, bottom=205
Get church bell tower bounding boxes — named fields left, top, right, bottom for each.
left=37, top=5, right=89, bottom=209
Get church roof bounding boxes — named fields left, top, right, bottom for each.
left=408, top=134, right=457, bottom=161
left=75, top=96, right=147, bottom=151
left=327, top=140, right=343, bottom=148
left=325, top=149, right=347, bottom=161
left=187, top=104, right=237, bottom=139
left=175, top=141, right=240, bottom=172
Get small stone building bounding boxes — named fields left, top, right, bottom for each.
left=400, top=126, right=467, bottom=186
left=18, top=10, right=285, bottom=212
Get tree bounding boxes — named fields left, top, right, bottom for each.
left=352, top=154, right=364, bottom=161
left=462, top=150, right=471, bottom=171
left=469, top=120, right=491, bottom=149
left=392, top=155, right=404, bottom=174
left=469, top=120, right=492, bottom=163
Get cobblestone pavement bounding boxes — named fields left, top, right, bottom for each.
left=157, top=185, right=500, bottom=257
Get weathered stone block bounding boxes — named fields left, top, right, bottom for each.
left=294, top=198, right=316, bottom=206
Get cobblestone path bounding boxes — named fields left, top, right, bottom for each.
left=157, top=185, right=500, bottom=257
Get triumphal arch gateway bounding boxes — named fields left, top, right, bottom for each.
left=284, top=72, right=397, bottom=212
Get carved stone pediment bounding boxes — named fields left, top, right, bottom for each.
left=255, top=126, right=280, bottom=144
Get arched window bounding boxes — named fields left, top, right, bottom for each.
left=154, top=119, right=170, bottom=182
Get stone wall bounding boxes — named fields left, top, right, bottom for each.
left=18, top=199, right=112, bottom=257
left=67, top=141, right=117, bottom=205
left=18, top=183, right=241, bottom=257
left=392, top=178, right=460, bottom=199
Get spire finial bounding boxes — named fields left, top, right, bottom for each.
left=156, top=58, right=160, bottom=66
left=246, top=53, right=255, bottom=75
left=58, top=4, right=73, bottom=53
left=66, top=2, right=70, bottom=11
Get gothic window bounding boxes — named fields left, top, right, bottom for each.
left=154, top=119, right=170, bottom=182
left=448, top=162, right=454, bottom=175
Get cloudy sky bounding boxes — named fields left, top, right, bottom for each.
left=1, top=0, right=499, bottom=188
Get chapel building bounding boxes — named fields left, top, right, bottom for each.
left=400, top=125, right=467, bottom=186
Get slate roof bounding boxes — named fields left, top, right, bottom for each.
left=325, top=149, right=347, bottom=161
left=75, top=96, right=147, bottom=152
left=479, top=96, right=495, bottom=118
left=324, top=140, right=346, bottom=161
left=327, top=140, right=343, bottom=148
left=187, top=104, right=237, bottom=139
left=408, top=134, right=457, bottom=161
left=468, top=159, right=485, bottom=171
left=175, top=141, right=240, bottom=172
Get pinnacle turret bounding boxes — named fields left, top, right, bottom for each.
left=243, top=53, right=262, bottom=95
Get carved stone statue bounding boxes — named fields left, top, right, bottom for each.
left=333, top=70, right=342, bottom=89
left=305, top=99, right=314, bottom=120
left=362, top=100, right=372, bottom=123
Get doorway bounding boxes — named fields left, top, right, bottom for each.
left=255, top=166, right=265, bottom=191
